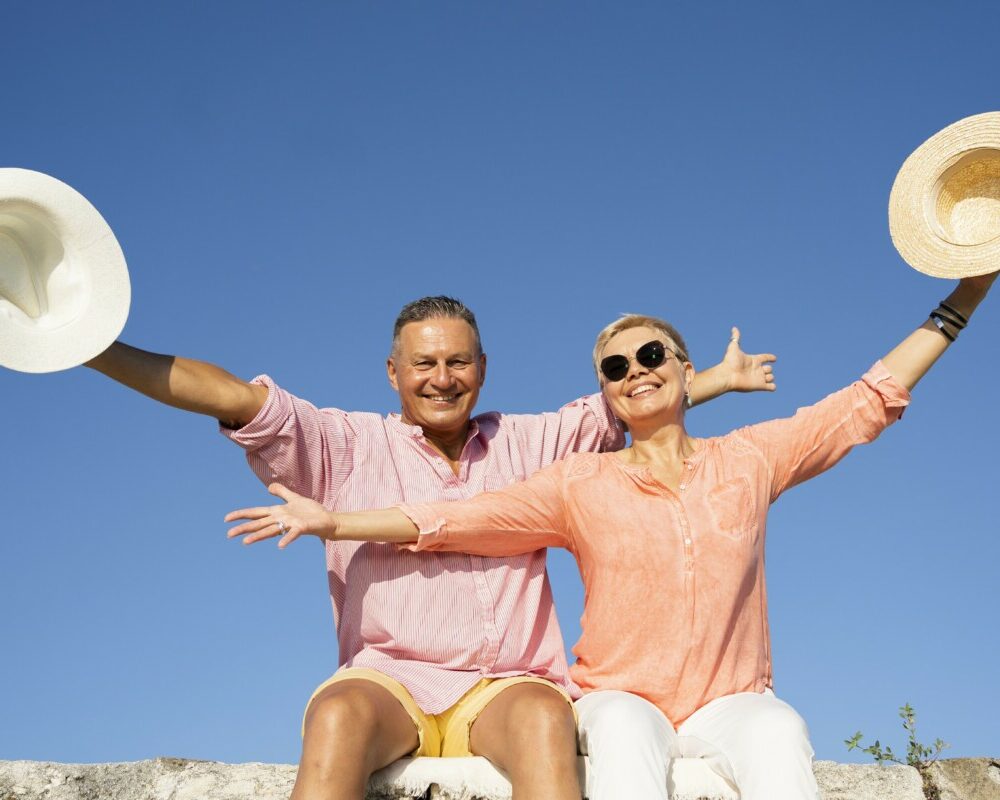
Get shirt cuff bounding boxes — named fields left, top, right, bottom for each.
left=218, top=375, right=291, bottom=449
left=397, top=504, right=449, bottom=552
left=862, top=360, right=912, bottom=410
left=594, top=393, right=627, bottom=450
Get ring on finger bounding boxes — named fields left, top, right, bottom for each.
left=277, top=520, right=288, bottom=535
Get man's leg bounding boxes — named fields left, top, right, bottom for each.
left=469, top=682, right=581, bottom=800
left=292, top=679, right=420, bottom=800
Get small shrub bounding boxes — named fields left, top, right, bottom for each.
left=845, top=703, right=949, bottom=799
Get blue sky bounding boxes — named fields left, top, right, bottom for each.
left=2, top=1, right=997, bottom=766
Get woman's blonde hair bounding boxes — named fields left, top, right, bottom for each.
left=592, top=314, right=690, bottom=383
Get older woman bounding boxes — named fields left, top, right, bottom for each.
left=227, top=273, right=995, bottom=799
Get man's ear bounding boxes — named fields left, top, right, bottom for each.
left=386, top=356, right=399, bottom=392
left=478, top=352, right=487, bottom=386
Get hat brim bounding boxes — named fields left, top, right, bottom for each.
left=0, top=169, right=130, bottom=373
left=889, top=112, right=1000, bottom=279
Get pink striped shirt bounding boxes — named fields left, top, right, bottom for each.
left=222, top=375, right=624, bottom=713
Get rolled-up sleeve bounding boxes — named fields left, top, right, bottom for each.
left=400, top=461, right=572, bottom=557
left=737, top=361, right=911, bottom=502
left=220, top=375, right=357, bottom=500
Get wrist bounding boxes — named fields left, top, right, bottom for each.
left=948, top=278, right=993, bottom=315
left=323, top=511, right=340, bottom=541
left=714, top=363, right=736, bottom=396
left=691, top=364, right=725, bottom=400
left=722, top=364, right=737, bottom=394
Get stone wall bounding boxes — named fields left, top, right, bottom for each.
left=2, top=756, right=997, bottom=800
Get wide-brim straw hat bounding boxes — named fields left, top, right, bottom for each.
left=0, top=169, right=130, bottom=373
left=889, top=112, right=1000, bottom=279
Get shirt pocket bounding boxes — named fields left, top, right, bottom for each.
left=706, top=477, right=757, bottom=540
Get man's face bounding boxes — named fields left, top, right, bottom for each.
left=387, top=317, right=486, bottom=439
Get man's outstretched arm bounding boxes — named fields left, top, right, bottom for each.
left=688, top=326, right=776, bottom=407
left=85, top=341, right=268, bottom=429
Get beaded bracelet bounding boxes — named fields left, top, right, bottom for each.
left=929, top=312, right=957, bottom=342
left=938, top=301, right=969, bottom=327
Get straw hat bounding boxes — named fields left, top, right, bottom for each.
left=0, top=169, right=130, bottom=373
left=889, top=112, right=1000, bottom=279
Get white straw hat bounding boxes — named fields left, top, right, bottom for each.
left=0, top=169, right=130, bottom=373
left=889, top=112, right=1000, bottom=279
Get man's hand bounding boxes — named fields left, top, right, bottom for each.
left=720, top=327, right=777, bottom=393
left=225, top=483, right=335, bottom=548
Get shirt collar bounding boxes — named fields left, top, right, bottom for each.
left=387, top=414, right=482, bottom=445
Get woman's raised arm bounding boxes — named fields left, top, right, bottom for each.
left=882, top=273, right=997, bottom=391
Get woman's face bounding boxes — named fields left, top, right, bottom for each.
left=599, top=326, right=693, bottom=431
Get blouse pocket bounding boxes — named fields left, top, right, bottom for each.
left=706, top=477, right=757, bottom=540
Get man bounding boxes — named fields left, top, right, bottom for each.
left=86, top=296, right=775, bottom=800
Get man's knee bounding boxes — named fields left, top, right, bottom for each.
left=509, top=684, right=576, bottom=743
left=303, top=683, right=385, bottom=745
left=499, top=684, right=575, bottom=740
left=472, top=683, right=577, bottom=761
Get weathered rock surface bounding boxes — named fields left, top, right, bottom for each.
left=813, top=761, right=924, bottom=799
left=0, top=756, right=988, bottom=799
left=925, top=758, right=1000, bottom=800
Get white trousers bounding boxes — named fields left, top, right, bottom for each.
left=576, top=689, right=820, bottom=800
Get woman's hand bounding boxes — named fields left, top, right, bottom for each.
left=957, top=270, right=999, bottom=300
left=722, top=327, right=777, bottom=393
left=225, top=483, right=336, bottom=548
left=688, top=327, right=777, bottom=407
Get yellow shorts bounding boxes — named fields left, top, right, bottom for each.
left=303, top=667, right=576, bottom=758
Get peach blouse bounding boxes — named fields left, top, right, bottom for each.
left=402, top=363, right=909, bottom=725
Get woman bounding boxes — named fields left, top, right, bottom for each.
left=226, top=273, right=995, bottom=799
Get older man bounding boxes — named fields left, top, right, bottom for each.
left=85, top=296, right=774, bottom=800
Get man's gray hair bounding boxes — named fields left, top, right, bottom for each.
left=391, top=296, right=482, bottom=357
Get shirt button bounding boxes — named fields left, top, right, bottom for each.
left=686, top=463, right=693, bottom=470
left=679, top=483, right=686, bottom=490
left=684, top=538, right=692, bottom=545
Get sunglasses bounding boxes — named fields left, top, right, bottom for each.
left=600, top=340, right=678, bottom=383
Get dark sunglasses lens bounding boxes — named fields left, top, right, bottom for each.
left=636, top=341, right=666, bottom=369
left=600, top=355, right=629, bottom=382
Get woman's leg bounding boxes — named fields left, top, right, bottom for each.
left=678, top=690, right=819, bottom=800
left=576, top=690, right=676, bottom=800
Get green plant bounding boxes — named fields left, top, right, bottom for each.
left=845, top=703, right=950, bottom=770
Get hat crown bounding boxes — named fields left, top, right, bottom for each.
left=0, top=203, right=80, bottom=330
left=0, top=228, right=42, bottom=318
left=933, top=149, right=1000, bottom=246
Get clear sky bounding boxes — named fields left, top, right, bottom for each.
left=2, top=0, right=997, bottom=766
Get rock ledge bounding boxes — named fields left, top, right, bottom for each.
left=2, top=756, right=996, bottom=800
